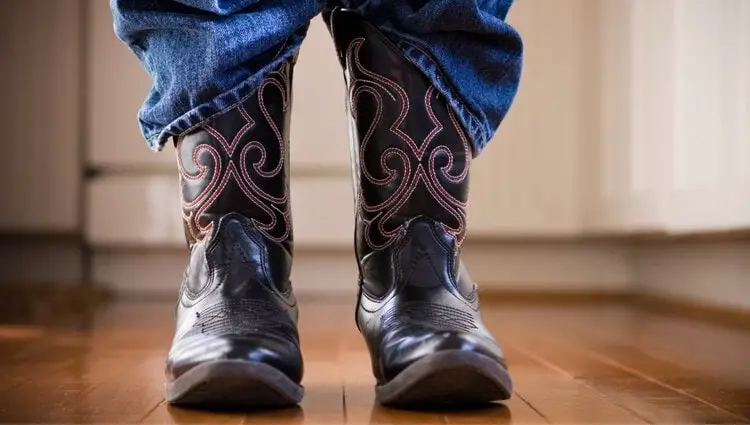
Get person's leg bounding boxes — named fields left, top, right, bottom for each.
left=326, top=0, right=522, bottom=154
left=111, top=0, right=321, bottom=408
left=112, top=0, right=320, bottom=150
left=323, top=1, right=522, bottom=408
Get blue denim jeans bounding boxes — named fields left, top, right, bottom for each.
left=111, top=0, right=523, bottom=155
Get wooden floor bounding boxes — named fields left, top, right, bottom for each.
left=1, top=297, right=749, bottom=424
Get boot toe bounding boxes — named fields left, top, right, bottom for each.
left=379, top=329, right=506, bottom=382
left=166, top=333, right=303, bottom=384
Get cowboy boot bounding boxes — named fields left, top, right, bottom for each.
left=164, top=59, right=303, bottom=408
left=327, top=9, right=513, bottom=407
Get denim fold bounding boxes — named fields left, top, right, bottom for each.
left=111, top=0, right=523, bottom=154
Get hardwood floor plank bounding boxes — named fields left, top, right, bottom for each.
left=0, top=340, right=135, bottom=422
left=141, top=401, right=252, bottom=424
left=554, top=310, right=750, bottom=420
left=441, top=398, right=546, bottom=425
left=340, top=332, right=545, bottom=425
left=500, top=345, right=647, bottom=424
left=68, top=354, right=166, bottom=423
left=501, top=319, right=745, bottom=424
left=300, top=360, right=347, bottom=425
left=341, top=348, right=447, bottom=425
left=1, top=299, right=749, bottom=425
left=297, top=302, right=349, bottom=424
left=569, top=344, right=750, bottom=421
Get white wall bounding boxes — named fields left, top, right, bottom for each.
left=470, top=0, right=597, bottom=237
left=587, top=0, right=750, bottom=234
left=586, top=0, right=750, bottom=312
left=669, top=0, right=750, bottom=232
left=0, top=1, right=82, bottom=233
left=94, top=242, right=633, bottom=298
left=0, top=1, right=84, bottom=284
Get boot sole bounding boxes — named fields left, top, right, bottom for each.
left=166, top=360, right=303, bottom=408
left=376, top=350, right=513, bottom=408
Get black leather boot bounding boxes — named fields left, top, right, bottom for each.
left=326, top=9, right=513, bottom=407
left=164, top=58, right=303, bottom=408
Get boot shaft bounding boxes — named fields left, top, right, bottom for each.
left=328, top=9, right=474, bottom=298
left=174, top=59, right=295, bottom=298
left=176, top=60, right=294, bottom=251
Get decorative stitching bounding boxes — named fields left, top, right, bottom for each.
left=183, top=298, right=299, bottom=346
left=407, top=42, right=488, bottom=150
left=345, top=39, right=472, bottom=250
left=177, top=61, right=292, bottom=245
left=380, top=301, right=478, bottom=333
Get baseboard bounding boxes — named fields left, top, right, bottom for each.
left=461, top=240, right=632, bottom=291
left=5, top=237, right=747, bottom=331
left=635, top=293, right=750, bottom=330
left=632, top=240, right=750, bottom=312
left=6, top=232, right=748, bottom=331
left=91, top=239, right=633, bottom=298
left=667, top=183, right=750, bottom=232
left=0, top=235, right=85, bottom=286
left=479, top=288, right=632, bottom=304
left=0, top=282, right=112, bottom=325
left=8, top=281, right=750, bottom=331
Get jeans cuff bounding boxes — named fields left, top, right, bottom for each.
left=142, top=44, right=301, bottom=152
left=394, top=42, right=491, bottom=156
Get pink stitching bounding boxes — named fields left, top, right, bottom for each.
left=180, top=61, right=292, bottom=244
left=352, top=86, right=394, bottom=186
left=346, top=42, right=397, bottom=102
left=427, top=148, right=467, bottom=207
left=346, top=38, right=470, bottom=250
left=255, top=79, right=287, bottom=178
left=180, top=145, right=222, bottom=209
left=238, top=65, right=291, bottom=205
left=423, top=86, right=444, bottom=150
left=443, top=107, right=471, bottom=182
left=239, top=141, right=288, bottom=204
left=409, top=42, right=488, bottom=146
left=351, top=40, right=420, bottom=157
left=360, top=147, right=411, bottom=213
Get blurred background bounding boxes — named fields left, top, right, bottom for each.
left=0, top=1, right=749, bottom=423
left=0, top=0, right=748, bottom=311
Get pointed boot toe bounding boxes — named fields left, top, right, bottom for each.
left=327, top=8, right=513, bottom=409
left=377, top=330, right=512, bottom=407
left=164, top=59, right=303, bottom=409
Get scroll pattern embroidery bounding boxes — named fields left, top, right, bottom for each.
left=346, top=38, right=471, bottom=250
left=177, top=61, right=291, bottom=245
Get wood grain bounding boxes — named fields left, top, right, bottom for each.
left=0, top=298, right=748, bottom=424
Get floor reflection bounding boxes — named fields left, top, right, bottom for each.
left=1, top=298, right=749, bottom=424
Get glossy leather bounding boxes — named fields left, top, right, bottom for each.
left=327, top=8, right=508, bottom=385
left=166, top=59, right=302, bottom=385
